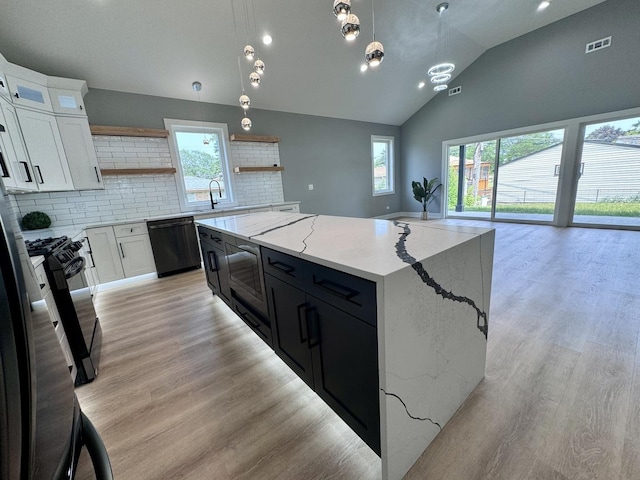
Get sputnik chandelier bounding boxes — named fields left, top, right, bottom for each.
left=427, top=2, right=455, bottom=92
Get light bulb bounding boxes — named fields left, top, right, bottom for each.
left=249, top=72, right=261, bottom=87
left=333, top=0, right=351, bottom=21
left=262, top=35, right=272, bottom=45
left=365, top=41, right=384, bottom=67
left=239, top=94, right=250, bottom=110
left=241, top=117, right=252, bottom=131
left=253, top=59, right=265, bottom=76
left=244, top=45, right=255, bottom=60
left=341, top=14, right=360, bottom=41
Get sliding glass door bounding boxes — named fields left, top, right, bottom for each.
left=572, top=116, right=640, bottom=227
left=447, top=129, right=565, bottom=223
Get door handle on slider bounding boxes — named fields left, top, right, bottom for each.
left=305, top=307, right=320, bottom=348
left=296, top=303, right=309, bottom=343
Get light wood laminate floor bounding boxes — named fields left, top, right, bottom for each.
left=75, top=220, right=640, bottom=480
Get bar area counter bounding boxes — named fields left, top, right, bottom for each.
left=195, top=212, right=495, bottom=480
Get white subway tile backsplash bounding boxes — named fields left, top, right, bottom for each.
left=14, top=136, right=285, bottom=229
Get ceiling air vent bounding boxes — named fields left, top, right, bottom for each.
left=585, top=36, right=611, bottom=54
left=448, top=86, right=461, bottom=96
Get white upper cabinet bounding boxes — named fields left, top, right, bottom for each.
left=5, top=75, right=53, bottom=112
left=56, top=116, right=103, bottom=190
left=16, top=108, right=74, bottom=191
left=49, top=87, right=85, bottom=115
left=0, top=99, right=36, bottom=190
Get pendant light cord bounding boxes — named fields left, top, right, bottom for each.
left=371, top=0, right=376, bottom=41
left=237, top=56, right=246, bottom=93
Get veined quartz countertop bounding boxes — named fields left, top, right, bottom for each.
left=196, top=211, right=493, bottom=281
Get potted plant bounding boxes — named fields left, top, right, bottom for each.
left=411, top=177, right=442, bottom=220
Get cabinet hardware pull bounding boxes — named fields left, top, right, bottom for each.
left=34, top=165, right=44, bottom=184
left=94, top=166, right=100, bottom=182
left=119, top=243, right=125, bottom=258
left=313, top=277, right=360, bottom=303
left=14, top=93, right=19, bottom=99
left=199, top=231, right=208, bottom=237
left=306, top=307, right=320, bottom=348
left=0, top=152, right=9, bottom=178
left=0, top=80, right=4, bottom=88
left=80, top=105, right=83, bottom=110
left=0, top=123, right=5, bottom=132
left=297, top=303, right=309, bottom=343
left=269, top=259, right=295, bottom=275
left=239, top=310, right=260, bottom=329
left=20, top=162, right=33, bottom=182
left=39, top=283, right=46, bottom=289
left=208, top=251, right=218, bottom=272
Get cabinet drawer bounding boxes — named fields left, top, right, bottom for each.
left=197, top=226, right=225, bottom=248
left=306, top=263, right=376, bottom=326
left=262, top=247, right=305, bottom=285
left=114, top=222, right=148, bottom=238
left=232, top=296, right=273, bottom=347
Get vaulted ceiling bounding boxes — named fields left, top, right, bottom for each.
left=0, top=0, right=606, bottom=125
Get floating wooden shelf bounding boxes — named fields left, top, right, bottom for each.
left=100, top=168, right=176, bottom=175
left=230, top=134, right=280, bottom=143
left=233, top=166, right=284, bottom=173
left=90, top=125, right=170, bottom=138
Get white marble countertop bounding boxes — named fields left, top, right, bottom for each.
left=19, top=202, right=300, bottom=242
left=196, top=212, right=493, bottom=281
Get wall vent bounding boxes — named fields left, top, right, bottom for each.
left=448, top=86, right=461, bottom=96
left=585, top=36, right=611, bottom=54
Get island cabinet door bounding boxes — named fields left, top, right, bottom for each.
left=264, top=273, right=314, bottom=388
left=201, top=238, right=221, bottom=294
left=308, top=297, right=381, bottom=455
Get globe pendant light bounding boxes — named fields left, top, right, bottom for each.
left=244, top=44, right=255, bottom=60
left=253, top=59, right=265, bottom=75
left=241, top=116, right=252, bottom=131
left=333, top=0, right=351, bottom=21
left=239, top=94, right=250, bottom=110
left=341, top=14, right=360, bottom=41
left=364, top=0, right=384, bottom=67
left=249, top=72, right=261, bottom=87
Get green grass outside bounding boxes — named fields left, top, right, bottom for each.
left=451, top=202, right=640, bottom=217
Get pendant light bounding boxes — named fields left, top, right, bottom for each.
left=191, top=81, right=210, bottom=145
left=428, top=2, right=455, bottom=92
left=249, top=72, right=261, bottom=87
left=341, top=14, right=360, bottom=41
left=243, top=45, right=255, bottom=60
left=253, top=59, right=265, bottom=75
left=364, top=0, right=384, bottom=67
left=241, top=116, right=252, bottom=131
left=236, top=57, right=252, bottom=130
left=333, top=0, right=351, bottom=21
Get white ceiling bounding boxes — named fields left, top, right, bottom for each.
left=0, top=0, right=606, bottom=126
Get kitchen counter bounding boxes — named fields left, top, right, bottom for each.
left=196, top=212, right=495, bottom=480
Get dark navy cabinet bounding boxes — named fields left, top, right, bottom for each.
left=263, top=247, right=380, bottom=454
left=197, top=226, right=230, bottom=304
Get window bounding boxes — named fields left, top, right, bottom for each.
left=165, top=119, right=235, bottom=212
left=372, top=135, right=394, bottom=195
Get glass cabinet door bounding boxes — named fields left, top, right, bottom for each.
left=49, top=88, right=85, bottom=115
left=5, top=75, right=53, bottom=112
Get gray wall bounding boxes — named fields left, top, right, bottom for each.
left=400, top=0, right=640, bottom=213
left=84, top=90, right=401, bottom=218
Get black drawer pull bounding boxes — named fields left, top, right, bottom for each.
left=34, top=165, right=44, bottom=184
left=0, top=151, right=9, bottom=178
left=20, top=162, right=33, bottom=182
left=268, top=259, right=295, bottom=275
left=207, top=251, right=218, bottom=272
left=306, top=307, right=320, bottom=348
left=297, top=303, right=309, bottom=343
left=313, top=277, right=360, bottom=304
left=198, top=231, right=208, bottom=237
left=239, top=310, right=260, bottom=328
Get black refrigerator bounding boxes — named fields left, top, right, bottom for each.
left=0, top=190, right=112, bottom=480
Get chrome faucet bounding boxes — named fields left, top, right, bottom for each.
left=208, top=179, right=222, bottom=209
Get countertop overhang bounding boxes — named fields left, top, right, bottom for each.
left=196, top=212, right=493, bottom=281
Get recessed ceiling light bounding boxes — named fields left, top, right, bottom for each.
left=262, top=35, right=273, bottom=45
left=360, top=64, right=368, bottom=72
left=418, top=81, right=426, bottom=89
left=537, top=1, right=550, bottom=11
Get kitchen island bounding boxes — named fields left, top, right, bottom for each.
left=196, top=212, right=495, bottom=480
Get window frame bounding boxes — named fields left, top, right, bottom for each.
left=165, top=118, right=237, bottom=212
left=371, top=135, right=395, bottom=196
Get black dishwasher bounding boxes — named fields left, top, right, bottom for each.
left=147, top=216, right=202, bottom=277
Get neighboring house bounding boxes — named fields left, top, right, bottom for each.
left=184, top=176, right=226, bottom=202
left=497, top=141, right=640, bottom=204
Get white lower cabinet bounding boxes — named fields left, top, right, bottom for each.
left=86, top=222, right=155, bottom=284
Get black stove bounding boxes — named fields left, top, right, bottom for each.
left=25, top=236, right=71, bottom=256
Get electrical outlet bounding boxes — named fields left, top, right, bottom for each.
left=449, top=86, right=461, bottom=96
left=308, top=184, right=314, bottom=191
